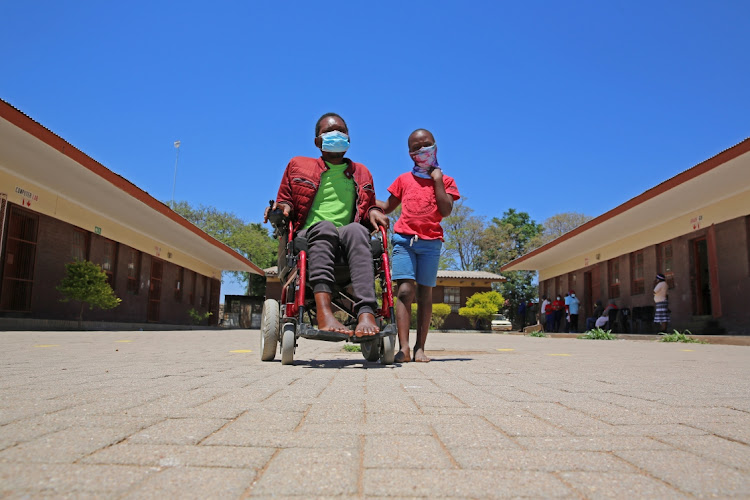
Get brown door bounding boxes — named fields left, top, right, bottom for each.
left=1, top=206, right=39, bottom=312
left=148, top=259, right=163, bottom=322
left=583, top=271, right=592, bottom=318
left=692, top=238, right=711, bottom=315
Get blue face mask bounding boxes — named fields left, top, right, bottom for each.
left=320, top=130, right=350, bottom=153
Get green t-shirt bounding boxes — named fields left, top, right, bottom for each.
left=302, top=162, right=355, bottom=229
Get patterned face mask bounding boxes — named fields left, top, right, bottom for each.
left=410, top=144, right=439, bottom=178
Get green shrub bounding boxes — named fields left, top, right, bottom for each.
left=188, top=308, right=213, bottom=325
left=528, top=330, right=546, bottom=338
left=343, top=344, right=361, bottom=352
left=578, top=328, right=616, bottom=340
left=659, top=330, right=707, bottom=343
left=431, top=303, right=452, bottom=330
left=459, top=291, right=504, bottom=329
left=57, top=260, right=121, bottom=328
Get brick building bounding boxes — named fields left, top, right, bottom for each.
left=502, top=138, right=750, bottom=335
left=0, top=99, right=263, bottom=327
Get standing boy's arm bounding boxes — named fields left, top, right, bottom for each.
left=376, top=195, right=400, bottom=214
left=430, top=168, right=453, bottom=217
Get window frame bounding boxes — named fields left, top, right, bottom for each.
left=608, top=258, right=620, bottom=299
left=657, top=241, right=676, bottom=289
left=444, top=286, right=461, bottom=313
left=126, top=249, right=140, bottom=294
left=630, top=250, right=645, bottom=295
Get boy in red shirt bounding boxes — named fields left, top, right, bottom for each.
left=377, top=129, right=460, bottom=362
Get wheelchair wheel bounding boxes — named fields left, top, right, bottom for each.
left=280, top=322, right=296, bottom=365
left=380, top=334, right=395, bottom=365
left=260, top=299, right=280, bottom=361
left=361, top=339, right=380, bottom=362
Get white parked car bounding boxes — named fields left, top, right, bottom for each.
left=491, top=314, right=512, bottom=331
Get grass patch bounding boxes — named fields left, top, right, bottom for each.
left=578, top=328, right=616, bottom=340
left=659, top=330, right=707, bottom=344
left=343, top=344, right=361, bottom=352
left=528, top=330, right=546, bottom=338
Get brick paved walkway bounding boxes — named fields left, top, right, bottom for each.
left=1, top=330, right=749, bottom=498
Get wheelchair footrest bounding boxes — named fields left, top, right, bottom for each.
left=298, top=323, right=396, bottom=343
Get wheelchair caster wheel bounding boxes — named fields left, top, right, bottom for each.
left=361, top=339, right=380, bottom=362
left=380, top=334, right=395, bottom=365
left=260, top=299, right=280, bottom=361
left=281, top=322, right=296, bottom=365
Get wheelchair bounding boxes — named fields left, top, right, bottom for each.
left=260, top=201, right=397, bottom=365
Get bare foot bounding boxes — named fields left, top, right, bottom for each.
left=394, top=349, right=411, bottom=363
left=413, top=347, right=431, bottom=363
left=317, top=312, right=351, bottom=335
left=354, top=313, right=379, bottom=337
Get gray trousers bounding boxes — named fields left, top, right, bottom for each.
left=298, top=221, right=376, bottom=318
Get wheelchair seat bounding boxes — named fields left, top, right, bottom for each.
left=278, top=233, right=385, bottom=284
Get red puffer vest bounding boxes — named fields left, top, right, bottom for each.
left=275, top=156, right=381, bottom=233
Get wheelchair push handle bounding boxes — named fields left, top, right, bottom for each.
left=267, top=199, right=288, bottom=228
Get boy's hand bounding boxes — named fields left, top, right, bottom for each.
left=429, top=167, right=443, bottom=182
left=369, top=210, right=389, bottom=229
left=264, top=202, right=291, bottom=223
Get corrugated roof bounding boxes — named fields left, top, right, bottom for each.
left=0, top=97, right=263, bottom=275
left=502, top=136, right=750, bottom=272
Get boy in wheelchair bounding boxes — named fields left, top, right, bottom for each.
left=262, top=113, right=394, bottom=364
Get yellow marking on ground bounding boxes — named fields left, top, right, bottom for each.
left=115, top=340, right=133, bottom=343
left=34, top=345, right=59, bottom=348
left=496, top=349, right=515, bottom=351
left=230, top=350, right=253, bottom=353
left=547, top=353, right=572, bottom=356
left=680, top=349, right=695, bottom=352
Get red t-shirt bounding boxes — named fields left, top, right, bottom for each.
left=388, top=172, right=460, bottom=240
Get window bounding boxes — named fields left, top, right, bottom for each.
left=71, top=230, right=89, bottom=261
left=444, top=287, right=461, bottom=312
left=190, top=270, right=196, bottom=305
left=126, top=249, right=140, bottom=294
left=608, top=258, right=620, bottom=298
left=174, top=267, right=184, bottom=301
left=198, top=274, right=206, bottom=307
left=101, top=239, right=118, bottom=288
left=657, top=241, right=675, bottom=289
left=630, top=250, right=644, bottom=295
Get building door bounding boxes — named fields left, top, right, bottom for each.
left=1, top=206, right=39, bottom=312
left=147, top=259, right=163, bottom=322
left=583, top=271, right=592, bottom=318
left=692, top=238, right=711, bottom=315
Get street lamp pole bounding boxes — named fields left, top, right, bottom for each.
left=171, top=140, right=181, bottom=209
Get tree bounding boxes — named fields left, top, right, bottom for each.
left=441, top=198, right=486, bottom=271
left=530, top=212, right=594, bottom=249
left=172, top=201, right=276, bottom=295
left=57, top=260, right=121, bottom=328
left=478, top=209, right=542, bottom=323
left=458, top=290, right=505, bottom=329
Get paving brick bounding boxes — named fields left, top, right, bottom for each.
left=121, top=466, right=255, bottom=499
left=250, top=448, right=358, bottom=496
left=364, top=434, right=455, bottom=469
left=559, top=471, right=687, bottom=499
left=615, top=449, right=750, bottom=496
left=127, top=418, right=229, bottom=445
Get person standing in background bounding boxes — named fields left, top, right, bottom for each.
left=654, top=273, right=670, bottom=333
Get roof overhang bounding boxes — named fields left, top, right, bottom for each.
left=0, top=100, right=263, bottom=275
left=502, top=138, right=750, bottom=274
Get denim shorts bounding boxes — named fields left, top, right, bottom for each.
left=391, top=233, right=442, bottom=287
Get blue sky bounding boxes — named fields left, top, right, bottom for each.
left=2, top=1, right=749, bottom=297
